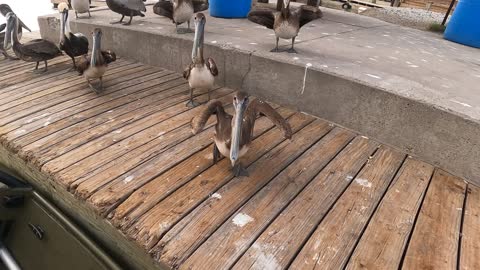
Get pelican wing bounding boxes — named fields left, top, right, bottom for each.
left=247, top=9, right=275, bottom=30
left=153, top=0, right=174, bottom=20
left=297, top=5, right=322, bottom=28
left=206, top=58, right=218, bottom=76
left=192, top=0, right=209, bottom=13
left=76, top=55, right=90, bottom=75
left=183, top=62, right=194, bottom=80
left=191, top=100, right=229, bottom=134
left=116, top=0, right=146, bottom=12
left=0, top=23, right=5, bottom=32
left=248, top=99, right=292, bottom=139
left=22, top=39, right=62, bottom=56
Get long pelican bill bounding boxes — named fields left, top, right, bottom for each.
left=230, top=97, right=247, bottom=167
left=18, top=18, right=31, bottom=32
left=3, top=12, right=15, bottom=50
left=192, top=13, right=206, bottom=62
left=91, top=28, right=102, bottom=66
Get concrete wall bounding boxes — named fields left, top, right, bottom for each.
left=38, top=15, right=479, bottom=185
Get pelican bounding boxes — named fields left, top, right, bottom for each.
left=248, top=0, right=322, bottom=53
left=183, top=13, right=218, bottom=107
left=58, top=3, right=89, bottom=70
left=153, top=0, right=209, bottom=33
left=106, top=0, right=146, bottom=25
left=4, top=12, right=62, bottom=72
left=191, top=92, right=292, bottom=176
left=76, top=28, right=117, bottom=93
left=71, top=0, right=91, bottom=18
left=0, top=4, right=31, bottom=60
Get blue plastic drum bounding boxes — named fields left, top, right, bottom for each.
left=210, top=0, right=252, bottom=18
left=444, top=0, right=480, bottom=48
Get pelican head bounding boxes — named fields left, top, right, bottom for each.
left=192, top=12, right=206, bottom=64
left=230, top=92, right=250, bottom=167
left=4, top=12, right=17, bottom=50
left=59, top=3, right=69, bottom=38
left=0, top=4, right=31, bottom=32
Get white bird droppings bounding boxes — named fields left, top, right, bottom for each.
left=409, top=65, right=419, bottom=68
left=365, top=45, right=374, bottom=49
left=211, top=40, right=217, bottom=44
left=123, top=175, right=134, bottom=184
left=301, top=63, right=313, bottom=95
left=232, top=213, right=254, bottom=227
left=249, top=42, right=258, bottom=45
left=293, top=57, right=299, bottom=60
left=366, top=73, right=381, bottom=79
left=211, top=193, right=222, bottom=199
left=451, top=100, right=472, bottom=108
left=355, top=178, right=372, bottom=188
left=368, top=57, right=377, bottom=62
left=43, top=121, right=51, bottom=127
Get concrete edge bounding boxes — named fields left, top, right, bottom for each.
left=37, top=15, right=480, bottom=185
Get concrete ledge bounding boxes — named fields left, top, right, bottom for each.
left=38, top=7, right=480, bottom=184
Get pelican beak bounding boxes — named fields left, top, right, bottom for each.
left=91, top=28, right=102, bottom=66
left=192, top=13, right=206, bottom=62
left=230, top=95, right=248, bottom=167
left=18, top=18, right=31, bottom=32
left=4, top=13, right=14, bottom=50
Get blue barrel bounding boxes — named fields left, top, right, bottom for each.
left=444, top=0, right=480, bottom=48
left=210, top=0, right=252, bottom=18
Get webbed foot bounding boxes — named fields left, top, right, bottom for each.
left=186, top=99, right=201, bottom=108
left=270, top=47, right=281, bottom=53
left=233, top=164, right=249, bottom=177
left=286, top=48, right=298, bottom=54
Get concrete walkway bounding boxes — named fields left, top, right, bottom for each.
left=38, top=5, right=480, bottom=183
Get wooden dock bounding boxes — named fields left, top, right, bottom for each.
left=0, top=55, right=479, bottom=270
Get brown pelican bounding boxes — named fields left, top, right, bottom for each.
left=248, top=0, right=322, bottom=53
left=0, top=4, right=31, bottom=60
left=153, top=0, right=209, bottom=33
left=4, top=12, right=62, bottom=72
left=71, top=0, right=91, bottom=18
left=106, top=0, right=146, bottom=25
left=183, top=13, right=218, bottom=107
left=191, top=92, right=292, bottom=176
left=58, top=3, right=89, bottom=70
left=76, top=28, right=117, bottom=93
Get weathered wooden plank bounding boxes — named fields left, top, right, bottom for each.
left=0, top=59, right=130, bottom=107
left=345, top=158, right=434, bottom=270
left=10, top=74, right=182, bottom=150
left=460, top=184, right=480, bottom=270
left=180, top=128, right=354, bottom=270
left=0, top=63, right=145, bottom=126
left=144, top=120, right=333, bottom=267
left=232, top=136, right=379, bottom=270
left=290, top=147, right=405, bottom=269
left=110, top=106, right=294, bottom=229
left=2, top=70, right=175, bottom=141
left=0, top=57, right=71, bottom=84
left=0, top=58, right=115, bottom=94
left=402, top=170, right=466, bottom=270
left=18, top=80, right=190, bottom=166
left=125, top=113, right=314, bottom=251
left=40, top=88, right=232, bottom=174
left=69, top=93, right=240, bottom=194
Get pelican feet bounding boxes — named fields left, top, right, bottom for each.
left=186, top=99, right=201, bottom=108
left=232, top=164, right=249, bottom=177
left=270, top=47, right=281, bottom=53
left=88, top=78, right=103, bottom=94
left=286, top=47, right=298, bottom=54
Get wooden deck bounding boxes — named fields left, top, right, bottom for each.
left=0, top=54, right=479, bottom=270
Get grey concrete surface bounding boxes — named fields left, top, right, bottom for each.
left=38, top=5, right=480, bottom=184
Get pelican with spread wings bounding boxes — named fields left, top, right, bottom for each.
left=191, top=92, right=292, bottom=176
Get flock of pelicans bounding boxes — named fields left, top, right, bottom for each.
left=0, top=0, right=322, bottom=176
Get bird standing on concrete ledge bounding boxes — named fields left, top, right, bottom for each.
left=248, top=0, right=322, bottom=53
left=153, top=0, right=209, bottom=34
left=106, top=0, right=147, bottom=25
